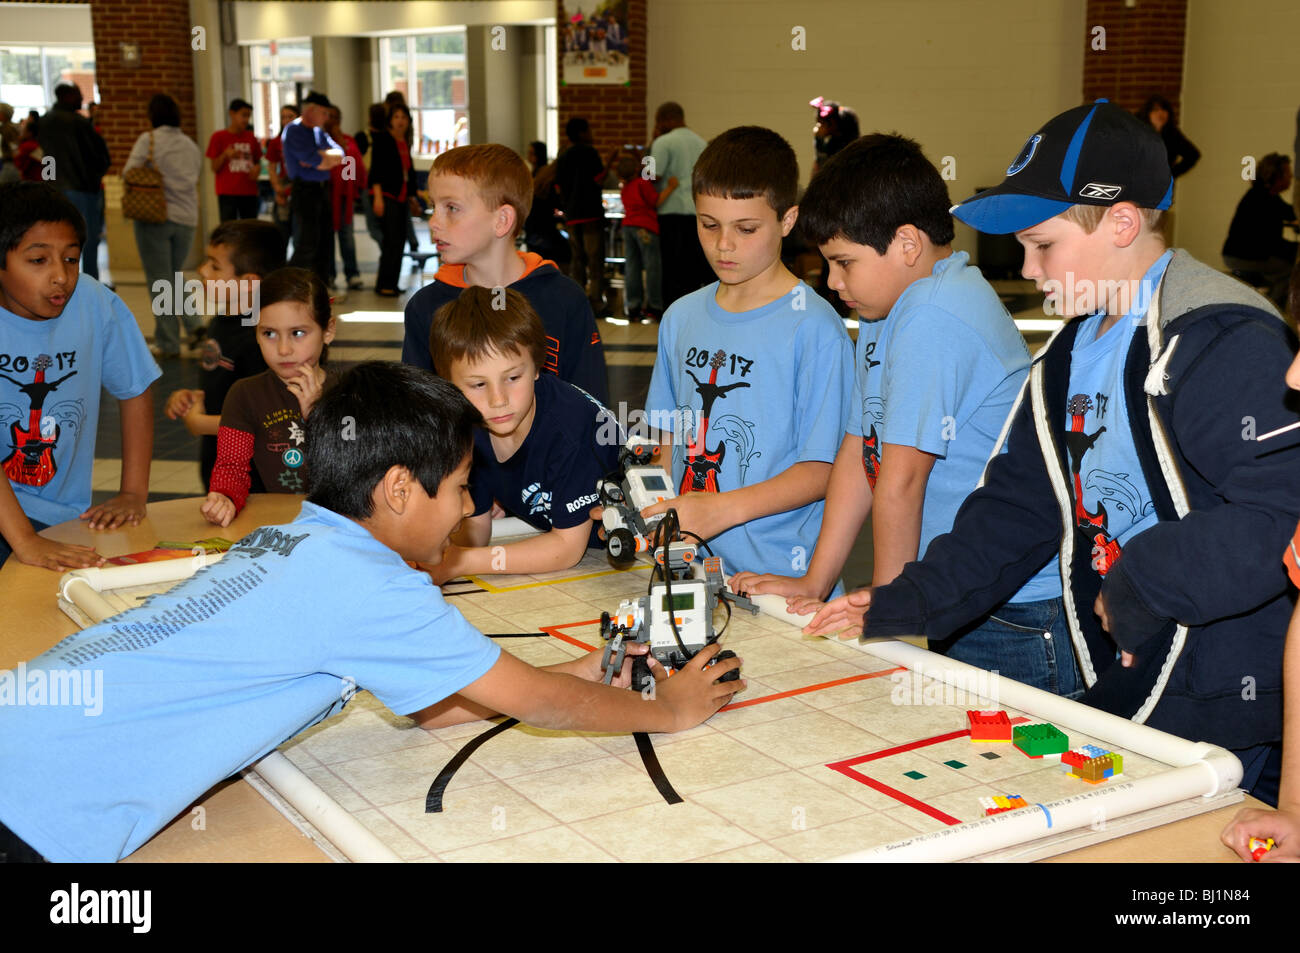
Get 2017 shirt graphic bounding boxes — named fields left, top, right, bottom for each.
left=680, top=349, right=751, bottom=494
left=1, top=352, right=85, bottom=487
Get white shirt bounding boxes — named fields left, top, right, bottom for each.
left=123, top=126, right=202, bottom=226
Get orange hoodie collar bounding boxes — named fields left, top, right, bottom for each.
left=432, top=251, right=556, bottom=288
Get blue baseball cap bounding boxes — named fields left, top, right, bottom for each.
left=951, top=100, right=1174, bottom=235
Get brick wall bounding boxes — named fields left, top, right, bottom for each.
left=1082, top=0, right=1188, bottom=117
left=22, top=0, right=198, bottom=174
left=91, top=0, right=197, bottom=173
left=557, top=0, right=648, bottom=154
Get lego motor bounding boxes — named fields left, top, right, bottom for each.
left=597, top=436, right=676, bottom=566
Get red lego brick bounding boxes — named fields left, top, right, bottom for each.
left=967, top=710, right=1012, bottom=743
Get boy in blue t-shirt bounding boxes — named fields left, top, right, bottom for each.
left=733, top=135, right=1072, bottom=695
left=0, top=182, right=161, bottom=571
left=0, top=362, right=742, bottom=862
left=643, top=126, right=853, bottom=581
left=420, top=286, right=618, bottom=583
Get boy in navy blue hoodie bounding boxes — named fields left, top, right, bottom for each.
left=402, top=144, right=609, bottom=403
left=807, top=102, right=1300, bottom=804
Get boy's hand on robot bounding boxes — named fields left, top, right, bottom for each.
left=655, top=642, right=745, bottom=730
left=643, top=492, right=725, bottom=543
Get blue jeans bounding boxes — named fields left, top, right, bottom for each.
left=621, top=225, right=662, bottom=314
left=134, top=219, right=199, bottom=355
left=333, top=220, right=359, bottom=282
left=930, top=596, right=1083, bottom=697
left=66, top=189, right=104, bottom=279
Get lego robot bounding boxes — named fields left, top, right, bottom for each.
left=597, top=437, right=676, bottom=566
left=599, top=533, right=756, bottom=691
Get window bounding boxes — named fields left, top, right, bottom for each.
left=0, top=45, right=97, bottom=116
left=378, top=31, right=468, bottom=155
left=247, top=40, right=313, bottom=141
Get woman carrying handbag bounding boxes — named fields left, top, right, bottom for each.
left=123, top=94, right=202, bottom=358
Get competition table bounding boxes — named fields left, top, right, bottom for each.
left=0, top=495, right=1262, bottom=862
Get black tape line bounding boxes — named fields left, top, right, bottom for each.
left=634, top=731, right=684, bottom=805
left=425, top=717, right=519, bottom=813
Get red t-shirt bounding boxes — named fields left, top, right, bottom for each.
left=620, top=177, right=659, bottom=233
left=206, top=129, right=262, bottom=197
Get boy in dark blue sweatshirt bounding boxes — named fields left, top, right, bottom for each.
left=807, top=102, right=1300, bottom=805
left=402, top=144, right=609, bottom=404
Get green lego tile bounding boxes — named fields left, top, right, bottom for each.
left=903, top=770, right=926, bottom=780
left=1012, top=722, right=1069, bottom=757
left=944, top=760, right=967, bottom=769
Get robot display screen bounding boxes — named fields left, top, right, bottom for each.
left=661, top=592, right=695, bottom=611
left=639, top=475, right=668, bottom=491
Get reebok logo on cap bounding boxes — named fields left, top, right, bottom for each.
left=1079, top=183, right=1123, bottom=199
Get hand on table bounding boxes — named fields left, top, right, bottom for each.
left=201, top=491, right=236, bottom=527
left=802, top=587, right=872, bottom=639
left=80, top=492, right=146, bottom=531
left=730, top=570, right=825, bottom=605
left=12, top=534, right=104, bottom=572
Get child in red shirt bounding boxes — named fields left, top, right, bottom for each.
left=206, top=98, right=263, bottom=221
left=617, top=153, right=676, bottom=321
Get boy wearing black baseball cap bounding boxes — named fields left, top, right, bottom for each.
left=807, top=100, right=1299, bottom=805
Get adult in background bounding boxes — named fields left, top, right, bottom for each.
left=649, top=101, right=709, bottom=308
left=282, top=91, right=342, bottom=284
left=555, top=117, right=614, bottom=316
left=369, top=103, right=419, bottom=297
left=1137, top=94, right=1200, bottom=179
left=206, top=98, right=262, bottom=221
left=356, top=102, right=388, bottom=246
left=0, top=103, right=18, bottom=184
left=123, top=93, right=203, bottom=359
left=1222, top=152, right=1298, bottom=311
left=265, top=103, right=299, bottom=248
left=523, top=140, right=570, bottom=267
left=324, top=105, right=367, bottom=291
left=809, top=96, right=860, bottom=175
left=38, top=83, right=110, bottom=279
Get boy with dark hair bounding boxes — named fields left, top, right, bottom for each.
left=206, top=97, right=262, bottom=222
left=164, top=219, right=286, bottom=486
left=643, top=126, right=853, bottom=583
left=807, top=102, right=1300, bottom=804
left=422, top=286, right=618, bottom=581
left=0, top=182, right=160, bottom=570
left=733, top=134, right=1071, bottom=694
left=0, top=361, right=742, bottom=862
left=403, top=143, right=609, bottom=403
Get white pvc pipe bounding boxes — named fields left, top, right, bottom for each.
left=59, top=551, right=224, bottom=596
left=249, top=752, right=400, bottom=863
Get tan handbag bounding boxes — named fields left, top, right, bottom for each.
left=121, top=131, right=168, bottom=223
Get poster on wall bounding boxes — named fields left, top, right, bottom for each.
left=560, top=1, right=630, bottom=85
